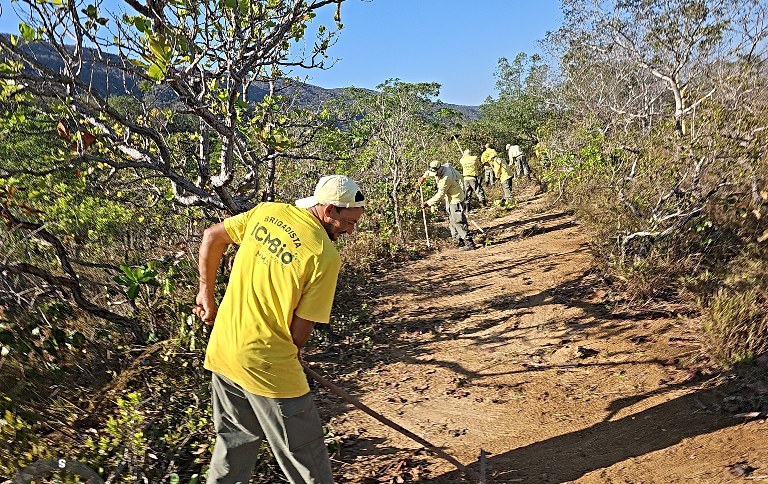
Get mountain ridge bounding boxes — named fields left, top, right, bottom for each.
left=2, top=35, right=479, bottom=119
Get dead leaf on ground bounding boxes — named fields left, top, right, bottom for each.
left=733, top=411, right=768, bottom=420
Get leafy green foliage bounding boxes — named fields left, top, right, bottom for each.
left=476, top=53, right=552, bottom=149
left=114, top=265, right=161, bottom=300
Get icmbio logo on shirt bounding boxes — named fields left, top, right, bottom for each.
left=251, top=218, right=301, bottom=265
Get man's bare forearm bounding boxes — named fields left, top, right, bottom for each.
left=194, top=223, right=233, bottom=324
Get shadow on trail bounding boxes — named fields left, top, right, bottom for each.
left=315, top=201, right=745, bottom=482
left=487, top=220, right=579, bottom=246
left=370, top=265, right=613, bottom=351
left=484, top=210, right=572, bottom=235
left=432, top=375, right=744, bottom=483
left=319, top=209, right=616, bottom=382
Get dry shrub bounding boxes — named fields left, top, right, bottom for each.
left=338, top=230, right=398, bottom=270
left=702, top=256, right=768, bottom=365
left=704, top=288, right=768, bottom=365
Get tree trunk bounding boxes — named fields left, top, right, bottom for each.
left=390, top=163, right=406, bottom=245
left=264, top=152, right=276, bottom=202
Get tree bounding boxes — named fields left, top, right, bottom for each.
left=0, top=0, right=347, bottom=335
left=1, top=0, right=345, bottom=212
left=348, top=79, right=450, bottom=245
left=477, top=53, right=552, bottom=149
left=543, top=0, right=768, bottom=256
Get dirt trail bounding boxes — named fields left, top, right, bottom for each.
left=316, top=189, right=767, bottom=483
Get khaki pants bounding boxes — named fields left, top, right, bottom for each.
left=207, top=372, right=333, bottom=484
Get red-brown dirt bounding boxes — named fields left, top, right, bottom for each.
left=310, top=188, right=767, bottom=484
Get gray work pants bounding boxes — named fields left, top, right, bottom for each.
left=447, top=202, right=470, bottom=240
left=483, top=166, right=495, bottom=186
left=515, top=156, right=531, bottom=178
left=463, top=176, right=486, bottom=208
left=207, top=372, right=333, bottom=484
left=501, top=178, right=514, bottom=203
left=444, top=198, right=457, bottom=239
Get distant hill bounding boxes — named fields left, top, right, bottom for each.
left=3, top=36, right=479, bottom=120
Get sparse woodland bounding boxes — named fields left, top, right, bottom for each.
left=1, top=0, right=766, bottom=481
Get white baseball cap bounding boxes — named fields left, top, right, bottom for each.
left=295, top=175, right=366, bottom=209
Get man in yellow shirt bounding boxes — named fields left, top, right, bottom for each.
left=420, top=160, right=476, bottom=250
left=459, top=149, right=486, bottom=210
left=194, top=175, right=365, bottom=484
left=489, top=143, right=515, bottom=205
left=480, top=143, right=497, bottom=167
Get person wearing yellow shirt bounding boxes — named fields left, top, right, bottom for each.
left=194, top=175, right=365, bottom=484
left=459, top=149, right=486, bottom=210
left=480, top=143, right=500, bottom=190
left=420, top=160, right=476, bottom=250
left=489, top=143, right=515, bottom=205
left=480, top=143, right=497, bottom=166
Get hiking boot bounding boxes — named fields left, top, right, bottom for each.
left=455, top=239, right=465, bottom=248
left=459, top=239, right=477, bottom=251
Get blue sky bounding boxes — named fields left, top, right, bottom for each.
left=0, top=0, right=564, bottom=106
left=302, top=0, right=564, bottom=106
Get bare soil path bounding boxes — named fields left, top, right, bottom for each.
left=313, top=188, right=768, bottom=483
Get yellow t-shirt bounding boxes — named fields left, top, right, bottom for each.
left=204, top=202, right=341, bottom=398
left=459, top=155, right=481, bottom=177
left=481, top=148, right=498, bottom=165
left=493, top=157, right=514, bottom=182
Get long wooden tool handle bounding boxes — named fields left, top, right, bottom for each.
left=418, top=186, right=431, bottom=248
left=453, top=135, right=463, bottom=154
left=467, top=217, right=485, bottom=234
left=302, top=363, right=479, bottom=480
